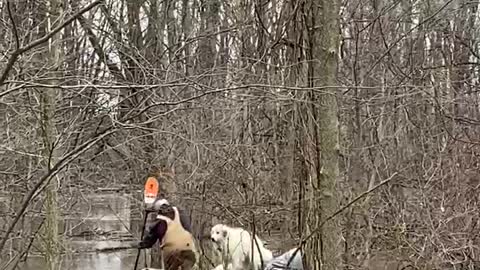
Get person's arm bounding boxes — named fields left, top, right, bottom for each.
left=137, top=219, right=168, bottom=249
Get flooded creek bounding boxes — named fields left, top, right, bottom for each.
left=18, top=249, right=139, bottom=270
left=1, top=192, right=150, bottom=270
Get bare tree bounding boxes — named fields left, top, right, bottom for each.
left=296, top=0, right=342, bottom=269
left=1, top=0, right=480, bottom=269
left=38, top=1, right=64, bottom=269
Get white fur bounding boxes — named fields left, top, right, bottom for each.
left=211, top=224, right=273, bottom=270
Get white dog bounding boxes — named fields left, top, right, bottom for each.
left=211, top=223, right=273, bottom=270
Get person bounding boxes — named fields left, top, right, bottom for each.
left=264, top=248, right=304, bottom=270
left=137, top=199, right=197, bottom=270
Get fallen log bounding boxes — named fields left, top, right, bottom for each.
left=94, top=245, right=137, bottom=253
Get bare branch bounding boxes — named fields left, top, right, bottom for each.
left=287, top=172, right=399, bottom=267
left=0, top=0, right=104, bottom=85
left=0, top=127, right=118, bottom=254
left=6, top=1, right=20, bottom=50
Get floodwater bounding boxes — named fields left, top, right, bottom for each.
left=1, top=193, right=151, bottom=270
left=18, top=249, right=139, bottom=270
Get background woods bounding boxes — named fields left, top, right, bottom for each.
left=0, top=0, right=479, bottom=269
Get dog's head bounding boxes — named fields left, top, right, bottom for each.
left=210, top=224, right=228, bottom=244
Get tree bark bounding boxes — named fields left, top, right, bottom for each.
left=301, top=0, right=341, bottom=269
left=40, top=0, right=63, bottom=269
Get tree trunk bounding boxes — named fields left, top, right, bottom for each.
left=40, top=0, right=63, bottom=268
left=301, top=0, right=341, bottom=269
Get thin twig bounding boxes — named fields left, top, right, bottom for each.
left=0, top=128, right=118, bottom=254
left=362, top=0, right=454, bottom=81
left=6, top=0, right=20, bottom=50
left=0, top=0, right=104, bottom=86
left=286, top=172, right=398, bottom=267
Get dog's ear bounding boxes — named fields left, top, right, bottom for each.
left=222, top=229, right=228, bottom=238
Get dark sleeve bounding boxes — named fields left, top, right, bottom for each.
left=177, top=207, right=193, bottom=233
left=138, top=219, right=168, bottom=249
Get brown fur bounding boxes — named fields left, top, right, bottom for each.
left=164, top=250, right=197, bottom=270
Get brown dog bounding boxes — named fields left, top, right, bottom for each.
left=138, top=200, right=197, bottom=270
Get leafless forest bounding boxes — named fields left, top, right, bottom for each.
left=1, top=0, right=479, bottom=269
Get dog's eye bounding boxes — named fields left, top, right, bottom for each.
left=216, top=231, right=219, bottom=234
